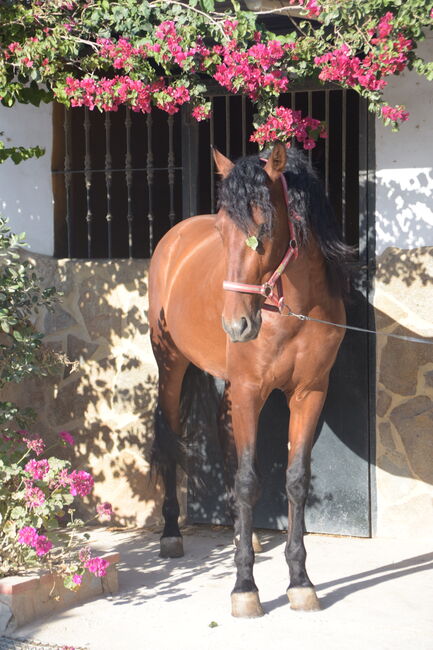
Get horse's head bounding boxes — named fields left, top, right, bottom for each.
left=214, top=143, right=290, bottom=343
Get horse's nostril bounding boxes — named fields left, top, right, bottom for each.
left=222, top=315, right=260, bottom=342
left=239, top=317, right=249, bottom=335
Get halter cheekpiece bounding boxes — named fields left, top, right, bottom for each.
left=222, top=173, right=298, bottom=313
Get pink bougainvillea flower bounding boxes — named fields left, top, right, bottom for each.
left=191, top=104, right=212, bottom=121
left=381, top=104, right=409, bottom=122
left=96, top=502, right=113, bottom=521
left=72, top=574, right=83, bottom=585
left=34, top=535, right=53, bottom=556
left=24, top=458, right=50, bottom=481
left=305, top=0, right=322, bottom=18
left=18, top=526, right=39, bottom=546
left=250, top=106, right=327, bottom=148
left=84, top=557, right=109, bottom=577
left=8, top=42, right=21, bottom=53
left=59, top=431, right=75, bottom=446
left=68, top=470, right=94, bottom=497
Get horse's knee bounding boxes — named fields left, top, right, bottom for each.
left=235, top=463, right=260, bottom=506
left=286, top=456, right=310, bottom=504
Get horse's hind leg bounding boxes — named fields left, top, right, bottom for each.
left=151, top=332, right=189, bottom=558
left=284, top=387, right=327, bottom=611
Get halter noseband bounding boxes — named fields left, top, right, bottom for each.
left=222, top=173, right=298, bottom=313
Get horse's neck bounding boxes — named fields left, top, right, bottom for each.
left=285, top=236, right=329, bottom=309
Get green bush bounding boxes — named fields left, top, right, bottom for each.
left=0, top=219, right=113, bottom=585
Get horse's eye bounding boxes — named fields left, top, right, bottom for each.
left=215, top=223, right=223, bottom=238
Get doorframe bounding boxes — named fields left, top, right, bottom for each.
left=359, top=99, right=377, bottom=536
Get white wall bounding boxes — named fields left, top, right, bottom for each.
left=375, top=35, right=433, bottom=255
left=0, top=102, right=53, bottom=255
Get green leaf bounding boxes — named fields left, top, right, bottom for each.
left=245, top=236, right=259, bottom=251
left=200, top=0, right=215, bottom=12
left=10, top=505, right=26, bottom=520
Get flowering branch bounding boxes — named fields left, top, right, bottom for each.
left=0, top=1, right=432, bottom=147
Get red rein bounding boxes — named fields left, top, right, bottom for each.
left=222, top=174, right=298, bottom=313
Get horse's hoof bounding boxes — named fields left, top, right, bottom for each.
left=231, top=592, right=265, bottom=618
left=252, top=532, right=263, bottom=553
left=287, top=587, right=321, bottom=611
left=160, top=536, right=184, bottom=558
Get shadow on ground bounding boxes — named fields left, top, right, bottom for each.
left=92, top=526, right=433, bottom=614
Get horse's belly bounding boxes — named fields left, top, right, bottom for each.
left=165, top=298, right=227, bottom=378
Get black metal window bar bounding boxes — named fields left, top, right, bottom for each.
left=52, top=87, right=360, bottom=259
left=52, top=104, right=183, bottom=259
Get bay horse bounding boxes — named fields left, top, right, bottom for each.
left=149, top=142, right=349, bottom=618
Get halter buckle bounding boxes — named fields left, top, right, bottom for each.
left=262, top=283, right=273, bottom=298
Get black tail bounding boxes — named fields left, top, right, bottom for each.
left=150, top=364, right=224, bottom=487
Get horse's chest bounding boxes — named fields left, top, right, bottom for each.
left=253, top=324, right=340, bottom=394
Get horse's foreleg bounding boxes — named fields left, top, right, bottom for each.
left=284, top=387, right=327, bottom=611
left=229, top=383, right=265, bottom=618
left=218, top=384, right=263, bottom=554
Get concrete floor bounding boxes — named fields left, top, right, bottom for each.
left=11, top=525, right=433, bottom=650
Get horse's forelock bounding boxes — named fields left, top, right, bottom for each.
left=217, top=156, right=274, bottom=234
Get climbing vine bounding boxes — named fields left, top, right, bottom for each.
left=0, top=0, right=432, bottom=153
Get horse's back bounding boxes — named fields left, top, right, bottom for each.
left=150, top=214, right=214, bottom=275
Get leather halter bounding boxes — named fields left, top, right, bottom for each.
left=222, top=173, right=298, bottom=313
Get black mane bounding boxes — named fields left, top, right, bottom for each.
left=217, top=148, right=352, bottom=295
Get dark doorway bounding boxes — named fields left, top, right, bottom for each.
left=186, top=89, right=374, bottom=536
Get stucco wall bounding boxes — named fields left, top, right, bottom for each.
left=374, top=34, right=433, bottom=538
left=375, top=35, right=433, bottom=254
left=0, top=102, right=54, bottom=255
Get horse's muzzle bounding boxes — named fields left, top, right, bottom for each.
left=222, top=313, right=262, bottom=343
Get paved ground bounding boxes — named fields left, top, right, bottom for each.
left=10, top=525, right=433, bottom=650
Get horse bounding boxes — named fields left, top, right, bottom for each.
left=148, top=142, right=350, bottom=618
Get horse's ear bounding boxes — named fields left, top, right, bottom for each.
left=212, top=146, right=234, bottom=178
left=264, top=142, right=287, bottom=182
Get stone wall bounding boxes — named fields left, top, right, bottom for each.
left=6, top=249, right=433, bottom=537
left=374, top=246, right=433, bottom=538
left=5, top=253, right=186, bottom=528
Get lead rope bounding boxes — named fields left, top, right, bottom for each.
left=279, top=303, right=433, bottom=345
